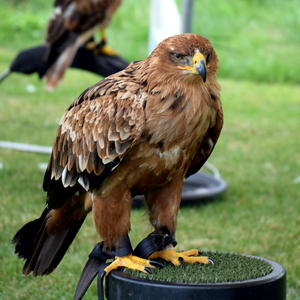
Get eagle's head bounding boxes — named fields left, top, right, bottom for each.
left=147, top=33, right=219, bottom=84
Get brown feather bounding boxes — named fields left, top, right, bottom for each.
left=46, top=190, right=91, bottom=235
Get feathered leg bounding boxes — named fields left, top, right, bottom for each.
left=92, top=182, right=161, bottom=274
left=145, top=175, right=213, bottom=266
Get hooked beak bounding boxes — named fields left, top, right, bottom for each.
left=178, top=52, right=207, bottom=82
left=193, top=53, right=207, bottom=82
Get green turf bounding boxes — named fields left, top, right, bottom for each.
left=122, top=251, right=273, bottom=283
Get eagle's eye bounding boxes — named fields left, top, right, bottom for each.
left=206, top=52, right=212, bottom=64
left=171, top=53, right=184, bottom=62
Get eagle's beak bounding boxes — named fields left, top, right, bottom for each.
left=178, top=52, right=207, bottom=82
left=193, top=53, right=207, bottom=82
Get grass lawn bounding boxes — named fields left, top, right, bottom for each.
left=0, top=0, right=300, bottom=299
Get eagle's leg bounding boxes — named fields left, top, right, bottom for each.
left=92, top=184, right=163, bottom=275
left=85, top=30, right=119, bottom=56
left=102, top=235, right=164, bottom=275
left=145, top=176, right=214, bottom=267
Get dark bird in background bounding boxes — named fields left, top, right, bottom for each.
left=13, top=33, right=223, bottom=276
left=0, top=41, right=128, bottom=84
left=39, top=0, right=123, bottom=90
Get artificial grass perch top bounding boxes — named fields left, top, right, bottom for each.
left=122, top=251, right=273, bottom=284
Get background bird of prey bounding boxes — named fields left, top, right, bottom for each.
left=0, top=42, right=129, bottom=84
left=13, top=33, right=223, bottom=276
left=39, top=0, right=122, bottom=90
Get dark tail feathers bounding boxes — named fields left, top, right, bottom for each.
left=12, top=207, right=85, bottom=277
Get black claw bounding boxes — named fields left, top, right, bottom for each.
left=149, top=260, right=164, bottom=268
left=208, top=257, right=215, bottom=265
left=178, top=257, right=184, bottom=268
left=144, top=267, right=153, bottom=274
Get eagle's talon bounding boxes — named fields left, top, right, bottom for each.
left=178, top=257, right=184, bottom=268
left=149, top=260, right=164, bottom=268
left=103, top=254, right=158, bottom=275
left=144, top=267, right=153, bottom=274
left=150, top=249, right=212, bottom=267
left=208, top=257, right=215, bottom=265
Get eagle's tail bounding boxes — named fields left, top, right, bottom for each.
left=12, top=207, right=86, bottom=276
left=43, top=42, right=79, bottom=91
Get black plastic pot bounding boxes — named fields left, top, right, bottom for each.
left=105, top=254, right=286, bottom=300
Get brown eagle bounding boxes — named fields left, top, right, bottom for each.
left=39, top=0, right=122, bottom=90
left=13, top=33, right=223, bottom=276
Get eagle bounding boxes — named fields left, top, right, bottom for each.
left=13, top=33, right=223, bottom=276
left=39, top=0, right=122, bottom=90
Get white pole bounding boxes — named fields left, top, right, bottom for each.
left=148, top=0, right=182, bottom=54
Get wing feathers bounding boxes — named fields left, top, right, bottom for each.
left=115, top=140, right=131, bottom=155
left=78, top=153, right=88, bottom=172
left=48, top=74, right=145, bottom=191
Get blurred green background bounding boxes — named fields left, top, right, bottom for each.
left=0, top=0, right=299, bottom=299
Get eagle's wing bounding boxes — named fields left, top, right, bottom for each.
left=44, top=66, right=146, bottom=201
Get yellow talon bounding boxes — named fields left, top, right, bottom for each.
left=86, top=29, right=119, bottom=55
left=149, top=249, right=213, bottom=266
left=85, top=41, right=119, bottom=55
left=104, top=254, right=155, bottom=275
left=85, top=41, right=97, bottom=50
left=97, top=44, right=119, bottom=56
